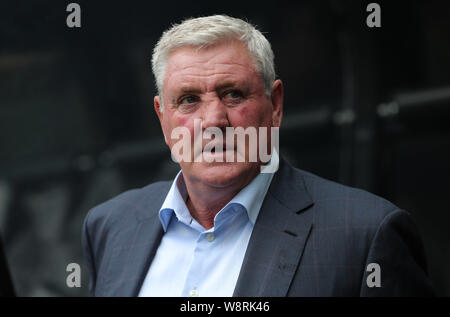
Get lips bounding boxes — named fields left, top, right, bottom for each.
left=202, top=142, right=235, bottom=153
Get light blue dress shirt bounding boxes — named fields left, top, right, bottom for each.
left=138, top=151, right=279, bottom=297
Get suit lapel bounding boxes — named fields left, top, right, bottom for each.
left=111, top=214, right=164, bottom=296
left=233, top=160, right=314, bottom=296
left=106, top=161, right=313, bottom=297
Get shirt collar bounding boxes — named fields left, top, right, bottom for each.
left=158, top=149, right=279, bottom=232
left=159, top=171, right=191, bottom=232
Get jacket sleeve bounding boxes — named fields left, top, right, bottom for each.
left=360, top=209, right=435, bottom=296
left=81, top=208, right=97, bottom=297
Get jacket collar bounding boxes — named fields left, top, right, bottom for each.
left=112, top=158, right=314, bottom=296
left=233, top=158, right=314, bottom=296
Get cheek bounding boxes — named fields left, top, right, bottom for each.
left=234, top=106, right=249, bottom=123
left=230, top=101, right=272, bottom=127
left=163, top=114, right=196, bottom=147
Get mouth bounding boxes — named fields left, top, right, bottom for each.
left=203, top=144, right=236, bottom=153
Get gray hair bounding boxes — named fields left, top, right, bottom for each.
left=151, top=15, right=275, bottom=112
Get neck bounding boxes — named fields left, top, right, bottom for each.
left=182, top=169, right=259, bottom=230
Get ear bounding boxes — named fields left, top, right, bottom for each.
left=154, top=95, right=168, bottom=144
left=270, top=79, right=283, bottom=127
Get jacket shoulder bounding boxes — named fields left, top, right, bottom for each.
left=84, top=181, right=171, bottom=233
left=289, top=165, right=401, bottom=225
left=281, top=164, right=432, bottom=296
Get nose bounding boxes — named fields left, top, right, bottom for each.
left=200, top=96, right=230, bottom=130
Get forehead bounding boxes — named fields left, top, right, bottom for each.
left=163, top=41, right=260, bottom=89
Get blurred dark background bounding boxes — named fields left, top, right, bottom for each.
left=0, top=0, right=449, bottom=296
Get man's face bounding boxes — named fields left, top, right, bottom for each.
left=155, top=40, right=283, bottom=188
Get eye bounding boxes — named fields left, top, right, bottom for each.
left=176, top=95, right=200, bottom=113
left=222, top=90, right=244, bottom=105
left=223, top=90, right=243, bottom=99
left=179, top=95, right=198, bottom=104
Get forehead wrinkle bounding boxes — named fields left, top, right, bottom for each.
left=169, top=61, right=253, bottom=76
left=163, top=42, right=261, bottom=96
left=212, top=61, right=254, bottom=69
left=174, top=76, right=245, bottom=95
left=166, top=58, right=256, bottom=79
left=177, top=72, right=243, bottom=79
left=165, top=69, right=248, bottom=92
left=167, top=50, right=255, bottom=71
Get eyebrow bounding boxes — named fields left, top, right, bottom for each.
left=215, top=81, right=240, bottom=91
left=176, top=81, right=243, bottom=94
left=177, top=87, right=202, bottom=95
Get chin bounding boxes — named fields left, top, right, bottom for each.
left=193, top=162, right=257, bottom=188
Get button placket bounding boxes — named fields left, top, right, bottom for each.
left=189, top=289, right=199, bottom=297
left=205, top=232, right=215, bottom=242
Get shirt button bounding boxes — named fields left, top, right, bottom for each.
left=189, top=289, right=199, bottom=297
left=206, top=233, right=215, bottom=242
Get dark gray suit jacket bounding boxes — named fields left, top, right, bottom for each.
left=82, top=159, right=434, bottom=296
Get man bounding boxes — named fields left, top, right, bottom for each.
left=82, top=15, right=434, bottom=296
